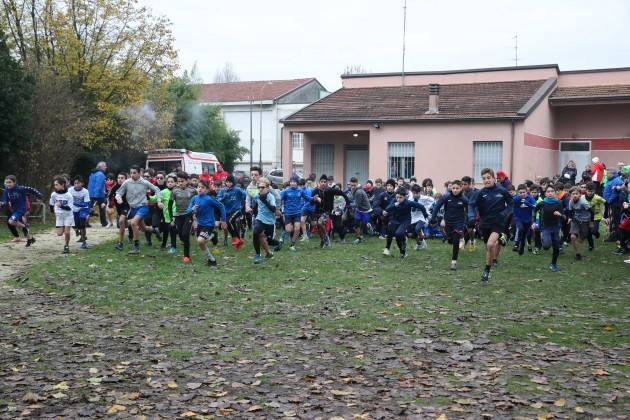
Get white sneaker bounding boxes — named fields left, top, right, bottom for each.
left=414, top=243, right=420, bottom=251
left=450, top=261, right=457, bottom=271
left=625, top=258, right=630, bottom=264
left=382, top=248, right=391, bottom=256
left=419, top=239, right=428, bottom=250
left=300, top=235, right=309, bottom=242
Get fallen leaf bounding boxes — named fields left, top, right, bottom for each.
left=455, top=398, right=477, bottom=405
left=52, top=381, right=69, bottom=390
left=437, top=414, right=448, bottom=420
left=181, top=412, right=197, bottom=418
left=283, top=411, right=297, bottom=417
left=251, top=380, right=261, bottom=386
left=530, top=376, right=548, bottom=384
left=22, top=392, right=44, bottom=403
left=89, top=367, right=98, bottom=374
left=208, top=391, right=228, bottom=397
left=592, top=369, right=609, bottom=376
left=247, top=405, right=263, bottom=412
left=531, top=402, right=543, bottom=409
left=554, top=398, right=565, bottom=407
left=331, top=389, right=355, bottom=396
left=51, top=392, right=67, bottom=399
left=125, top=392, right=140, bottom=401
left=186, top=382, right=202, bottom=390
left=574, top=407, right=585, bottom=413
left=106, top=404, right=127, bottom=415
left=167, top=380, right=178, bottom=389
left=603, top=324, right=615, bottom=331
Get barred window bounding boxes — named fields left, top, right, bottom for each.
left=388, top=142, right=415, bottom=179
left=473, top=141, right=503, bottom=178
left=291, top=132, right=304, bottom=149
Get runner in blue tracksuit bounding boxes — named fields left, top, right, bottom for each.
left=468, top=168, right=513, bottom=282
left=217, top=175, right=247, bottom=249
left=1, top=175, right=43, bottom=246
left=512, top=184, right=537, bottom=256
left=281, top=175, right=311, bottom=251
left=383, top=188, right=427, bottom=259
left=188, top=180, right=227, bottom=267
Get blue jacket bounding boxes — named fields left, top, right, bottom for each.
left=385, top=199, right=427, bottom=224
left=431, top=192, right=468, bottom=226
left=87, top=169, right=106, bottom=199
left=375, top=191, right=396, bottom=211
left=255, top=192, right=277, bottom=225
left=1, top=185, right=43, bottom=213
left=217, top=186, right=246, bottom=214
left=281, top=186, right=310, bottom=216
left=187, top=194, right=226, bottom=227
left=603, top=174, right=624, bottom=205
left=468, top=184, right=513, bottom=227
left=512, top=195, right=537, bottom=224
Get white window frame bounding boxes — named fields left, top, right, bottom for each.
left=291, top=132, right=304, bottom=150
left=388, top=142, right=415, bottom=180
left=473, top=141, right=503, bottom=179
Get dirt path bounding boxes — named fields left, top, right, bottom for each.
left=0, top=226, right=116, bottom=281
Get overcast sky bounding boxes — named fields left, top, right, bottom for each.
left=140, top=0, right=630, bottom=91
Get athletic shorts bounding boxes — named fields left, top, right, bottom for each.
left=8, top=211, right=25, bottom=223
left=620, top=216, right=630, bottom=232
left=444, top=223, right=465, bottom=240
left=196, top=226, right=215, bottom=239
left=284, top=213, right=301, bottom=225
left=127, top=206, right=149, bottom=220
left=55, top=212, right=75, bottom=228
left=354, top=209, right=372, bottom=226
left=480, top=224, right=504, bottom=243
left=73, top=212, right=87, bottom=229
left=541, top=227, right=561, bottom=248
left=570, top=220, right=590, bottom=239
left=301, top=207, right=315, bottom=218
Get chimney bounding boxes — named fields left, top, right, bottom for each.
left=426, top=83, right=440, bottom=114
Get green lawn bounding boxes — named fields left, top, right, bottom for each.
left=13, top=235, right=628, bottom=349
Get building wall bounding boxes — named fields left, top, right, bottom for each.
left=342, top=67, right=558, bottom=88
left=558, top=69, right=630, bottom=87
left=522, top=83, right=559, bottom=179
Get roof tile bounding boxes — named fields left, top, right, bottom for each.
left=199, top=78, right=315, bottom=103
left=550, top=84, right=630, bottom=99
left=284, top=80, right=546, bottom=122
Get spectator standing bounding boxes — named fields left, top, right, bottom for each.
left=87, top=161, right=108, bottom=227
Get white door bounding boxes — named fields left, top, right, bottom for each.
left=311, top=144, right=334, bottom=178
left=345, top=146, right=369, bottom=184
left=559, top=141, right=591, bottom=176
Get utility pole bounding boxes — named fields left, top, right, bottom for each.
left=401, top=0, right=407, bottom=86
left=249, top=99, right=253, bottom=169
left=513, top=34, right=518, bottom=67
left=259, top=98, right=263, bottom=169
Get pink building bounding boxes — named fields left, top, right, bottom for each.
left=280, top=64, right=630, bottom=187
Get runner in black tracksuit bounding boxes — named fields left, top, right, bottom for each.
left=468, top=169, right=513, bottom=283
left=430, top=181, right=468, bottom=270
left=311, top=174, right=350, bottom=248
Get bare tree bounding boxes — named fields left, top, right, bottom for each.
left=213, top=62, right=239, bottom=83
left=343, top=64, right=368, bottom=75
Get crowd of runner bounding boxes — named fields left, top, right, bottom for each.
left=2, top=157, right=629, bottom=282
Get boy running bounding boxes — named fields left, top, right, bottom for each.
left=1, top=175, right=43, bottom=246
left=567, top=186, right=592, bottom=261
left=160, top=176, right=178, bottom=252
left=584, top=182, right=606, bottom=249
left=110, top=173, right=132, bottom=251
left=188, top=180, right=227, bottom=267
left=349, top=177, right=372, bottom=244
left=69, top=175, right=91, bottom=249
left=535, top=185, right=565, bottom=271
left=169, top=172, right=197, bottom=263
left=512, top=184, right=537, bottom=255
left=409, top=184, right=434, bottom=250
left=383, top=188, right=428, bottom=259
left=252, top=177, right=281, bottom=263
left=310, top=174, right=351, bottom=248
left=50, top=177, right=75, bottom=254
left=429, top=180, right=468, bottom=270
left=280, top=175, right=311, bottom=251
left=468, top=168, right=512, bottom=282
left=115, top=165, right=163, bottom=255
left=218, top=175, right=247, bottom=250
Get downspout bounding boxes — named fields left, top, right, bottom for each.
left=510, top=119, right=515, bottom=180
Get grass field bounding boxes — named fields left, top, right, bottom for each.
left=14, top=234, right=628, bottom=349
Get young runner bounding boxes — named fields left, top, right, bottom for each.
left=69, top=176, right=91, bottom=249
left=280, top=175, right=311, bottom=251
left=535, top=185, right=566, bottom=271
left=251, top=177, right=281, bottom=263
left=383, top=188, right=428, bottom=259
left=310, top=174, right=351, bottom=248
left=169, top=172, right=197, bottom=262
left=188, top=180, right=227, bottom=267
left=430, top=180, right=468, bottom=270
left=1, top=175, right=43, bottom=246
left=218, top=175, right=247, bottom=250
left=49, top=177, right=75, bottom=253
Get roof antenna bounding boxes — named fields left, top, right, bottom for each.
left=401, top=0, right=407, bottom=86
left=513, top=34, right=518, bottom=67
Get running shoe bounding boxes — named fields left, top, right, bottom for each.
left=254, top=255, right=262, bottom=264
left=115, top=242, right=124, bottom=251
left=499, top=233, right=508, bottom=247
left=450, top=261, right=457, bottom=271
left=481, top=269, right=490, bottom=283
left=63, top=245, right=70, bottom=254
left=207, top=258, right=217, bottom=267
left=549, top=263, right=560, bottom=272
left=25, top=237, right=35, bottom=247
left=382, top=248, right=391, bottom=256
left=289, top=245, right=296, bottom=252
left=182, top=256, right=191, bottom=263
left=168, top=247, right=177, bottom=254
left=127, top=246, right=140, bottom=255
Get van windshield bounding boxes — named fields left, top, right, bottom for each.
left=147, top=160, right=182, bottom=173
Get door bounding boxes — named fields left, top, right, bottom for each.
left=559, top=141, right=591, bottom=176
left=311, top=144, right=334, bottom=178
left=345, top=145, right=369, bottom=184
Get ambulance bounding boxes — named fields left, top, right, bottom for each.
left=145, top=149, right=220, bottom=176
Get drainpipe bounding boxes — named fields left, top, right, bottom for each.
left=510, top=119, right=515, bottom=180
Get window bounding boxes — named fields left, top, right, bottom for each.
left=388, top=142, right=415, bottom=180
left=311, top=144, right=334, bottom=178
left=291, top=132, right=304, bottom=149
left=202, top=162, right=216, bottom=174
left=473, top=141, right=503, bottom=178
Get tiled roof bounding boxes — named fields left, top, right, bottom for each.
left=283, top=80, right=546, bottom=123
left=199, top=78, right=315, bottom=103
left=550, top=85, right=630, bottom=100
